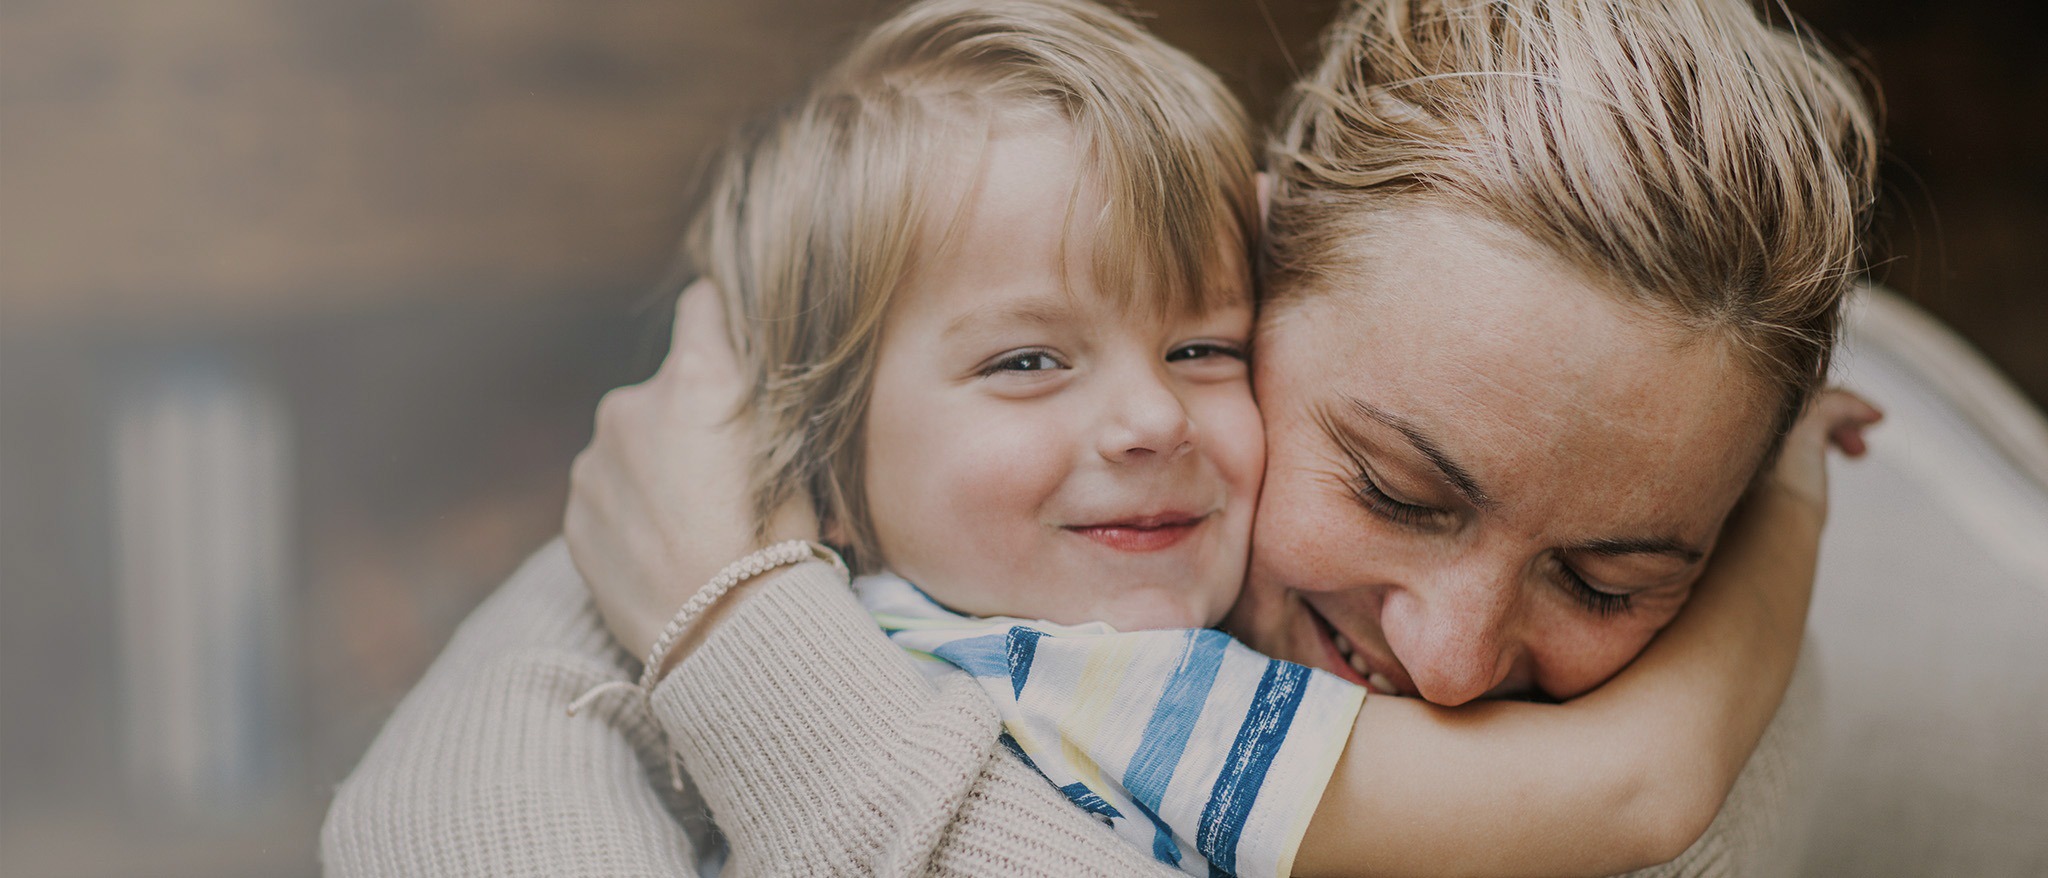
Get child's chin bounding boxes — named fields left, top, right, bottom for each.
left=1099, top=589, right=1237, bottom=632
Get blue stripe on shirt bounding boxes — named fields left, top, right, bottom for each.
left=1060, top=782, right=1126, bottom=821
left=1008, top=627, right=1045, bottom=698
left=1122, top=629, right=1231, bottom=865
left=930, top=632, right=1014, bottom=678
left=1196, top=661, right=1312, bottom=874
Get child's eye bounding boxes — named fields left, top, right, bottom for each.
left=1165, top=341, right=1247, bottom=363
left=981, top=350, right=1067, bottom=375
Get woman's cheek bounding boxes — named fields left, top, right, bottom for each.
left=1525, top=608, right=1675, bottom=699
left=1253, top=465, right=1377, bottom=593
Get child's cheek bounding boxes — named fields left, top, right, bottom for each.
left=944, top=405, right=1073, bottom=522
left=890, top=404, right=1076, bottom=612
left=1203, top=385, right=1268, bottom=506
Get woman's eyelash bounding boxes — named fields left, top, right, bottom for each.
left=1350, top=471, right=1440, bottom=526
left=1554, top=562, right=1634, bottom=617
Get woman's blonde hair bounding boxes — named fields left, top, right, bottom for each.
left=686, top=0, right=1257, bottom=568
left=1266, top=0, right=1880, bottom=450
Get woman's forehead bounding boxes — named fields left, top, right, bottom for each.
left=1257, top=214, right=1774, bottom=538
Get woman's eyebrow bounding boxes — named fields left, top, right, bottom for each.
left=1570, top=536, right=1706, bottom=564
left=1339, top=395, right=1495, bottom=509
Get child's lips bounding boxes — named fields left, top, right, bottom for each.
left=1064, top=513, right=1206, bottom=552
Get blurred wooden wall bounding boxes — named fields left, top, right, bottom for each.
left=4, top=0, right=2039, bottom=383
left=1, top=2, right=2040, bottom=875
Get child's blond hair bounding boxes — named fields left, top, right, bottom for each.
left=685, top=0, right=1258, bottom=568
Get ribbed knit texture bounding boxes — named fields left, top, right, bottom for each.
left=322, top=540, right=709, bottom=877
left=323, top=539, right=1815, bottom=877
left=656, top=560, right=1175, bottom=876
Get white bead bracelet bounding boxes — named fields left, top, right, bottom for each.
left=566, top=539, right=848, bottom=790
left=634, top=539, right=849, bottom=690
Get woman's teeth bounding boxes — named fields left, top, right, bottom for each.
left=1331, top=631, right=1397, bottom=693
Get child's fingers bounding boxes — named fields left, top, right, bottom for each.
left=1829, top=423, right=1868, bottom=457
left=1816, top=388, right=1882, bottom=425
left=1808, top=388, right=1882, bottom=457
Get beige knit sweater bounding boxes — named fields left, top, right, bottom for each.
left=322, top=539, right=1817, bottom=877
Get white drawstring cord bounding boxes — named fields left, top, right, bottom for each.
left=565, top=680, right=640, bottom=716
left=567, top=539, right=849, bottom=790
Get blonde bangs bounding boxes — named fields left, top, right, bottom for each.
left=1067, top=76, right=1258, bottom=320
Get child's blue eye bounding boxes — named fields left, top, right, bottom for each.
left=1166, top=342, right=1246, bottom=362
left=983, top=350, right=1065, bottom=375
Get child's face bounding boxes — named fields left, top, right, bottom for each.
left=860, top=124, right=1263, bottom=630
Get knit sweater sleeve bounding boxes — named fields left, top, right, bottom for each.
left=321, top=539, right=710, bottom=877
left=651, top=560, right=1182, bottom=877
left=321, top=538, right=1814, bottom=877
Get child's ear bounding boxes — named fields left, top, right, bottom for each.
left=1256, top=172, right=1273, bottom=227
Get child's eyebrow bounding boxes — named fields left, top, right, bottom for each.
left=943, top=297, right=1077, bottom=338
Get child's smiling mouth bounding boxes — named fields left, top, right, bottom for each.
left=1063, top=512, right=1208, bottom=553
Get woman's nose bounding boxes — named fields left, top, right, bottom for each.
left=1097, top=368, right=1194, bottom=463
left=1388, top=571, right=1521, bottom=706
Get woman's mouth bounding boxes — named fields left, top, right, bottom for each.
left=1304, top=602, right=1401, bottom=695
left=1065, top=513, right=1206, bottom=552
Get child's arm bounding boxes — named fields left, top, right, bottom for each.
left=1292, top=390, right=1879, bottom=878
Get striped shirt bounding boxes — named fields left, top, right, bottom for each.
left=856, top=573, right=1365, bottom=878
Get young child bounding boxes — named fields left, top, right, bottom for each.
left=667, top=1, right=1864, bottom=876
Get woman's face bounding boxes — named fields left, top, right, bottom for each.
left=1224, top=207, right=1775, bottom=705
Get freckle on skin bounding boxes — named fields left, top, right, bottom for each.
left=1234, top=206, right=1779, bottom=700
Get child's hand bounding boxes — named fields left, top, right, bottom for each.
left=1759, top=387, right=1883, bottom=515
left=564, top=281, right=819, bottom=661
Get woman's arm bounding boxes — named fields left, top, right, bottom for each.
left=643, top=558, right=1180, bottom=875
left=318, top=539, right=1174, bottom=878
left=320, top=539, right=713, bottom=877
left=1292, top=391, right=1875, bottom=878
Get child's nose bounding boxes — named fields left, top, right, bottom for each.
left=1097, top=374, right=1194, bottom=463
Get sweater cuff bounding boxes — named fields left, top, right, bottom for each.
left=649, top=561, right=1002, bottom=869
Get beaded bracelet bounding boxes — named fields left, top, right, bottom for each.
left=568, top=539, right=847, bottom=709
left=566, top=539, right=848, bottom=789
left=634, top=539, right=848, bottom=690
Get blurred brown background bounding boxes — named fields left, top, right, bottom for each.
left=1, top=1, right=2041, bottom=875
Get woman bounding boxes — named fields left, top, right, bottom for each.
left=324, top=0, right=1876, bottom=875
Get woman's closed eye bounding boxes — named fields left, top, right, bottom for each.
left=1350, top=468, right=1448, bottom=527
left=1548, top=556, right=1635, bottom=617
